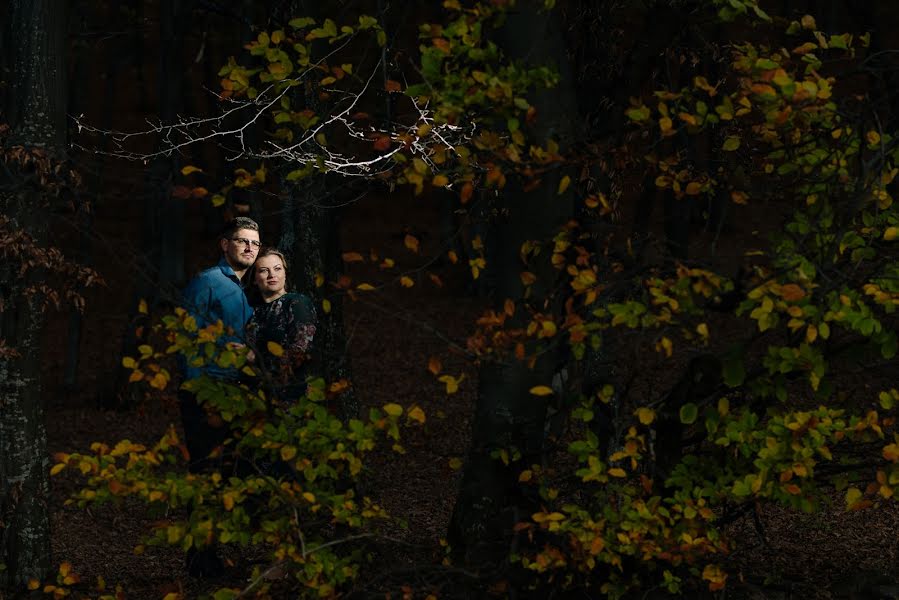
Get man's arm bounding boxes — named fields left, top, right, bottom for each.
left=181, top=274, right=214, bottom=330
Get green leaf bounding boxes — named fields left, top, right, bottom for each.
left=722, top=136, right=741, bottom=151
left=679, top=403, right=698, bottom=425
left=288, top=17, right=315, bottom=29
left=626, top=105, right=651, bottom=122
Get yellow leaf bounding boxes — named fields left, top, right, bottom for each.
left=211, top=194, right=225, bottom=207
left=845, top=486, right=863, bottom=508
left=281, top=445, right=297, bottom=461
left=404, top=234, right=420, bottom=253
left=722, top=136, right=741, bottom=151
left=635, top=407, right=655, bottom=425
left=883, top=443, right=899, bottom=462
left=656, top=336, right=673, bottom=358
left=884, top=227, right=898, bottom=241
left=805, top=324, right=818, bottom=343
left=519, top=469, right=533, bottom=482
left=448, top=457, right=462, bottom=470
left=149, top=373, right=168, bottom=390
left=322, top=299, right=332, bottom=314
left=383, top=403, right=403, bottom=417
left=696, top=322, right=709, bottom=338
left=718, top=397, right=730, bottom=416
left=608, top=468, right=626, bottom=478
left=529, top=386, right=554, bottom=396
left=438, top=374, right=464, bottom=394
left=400, top=276, right=414, bottom=288
left=432, top=174, right=449, bottom=187
left=50, top=463, right=66, bottom=476
left=867, top=130, right=881, bottom=146
left=303, top=492, right=316, bottom=503
left=329, top=379, right=349, bottom=393
left=222, top=492, right=235, bottom=511
left=557, top=175, right=571, bottom=195
left=28, top=579, right=40, bottom=591
left=685, top=181, right=702, bottom=195
left=356, top=283, right=376, bottom=291
left=315, top=272, right=325, bottom=287
left=122, top=356, right=137, bottom=369
left=180, top=165, right=203, bottom=176
left=163, top=592, right=181, bottom=600
left=407, top=406, right=426, bottom=424
left=801, top=14, right=816, bottom=29
left=267, top=341, right=284, bottom=357
left=138, top=299, right=148, bottom=314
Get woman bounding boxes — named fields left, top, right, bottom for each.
left=245, top=247, right=316, bottom=404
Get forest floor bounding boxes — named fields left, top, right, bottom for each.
left=42, top=287, right=899, bottom=600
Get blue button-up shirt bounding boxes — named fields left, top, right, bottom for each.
left=180, top=257, right=253, bottom=381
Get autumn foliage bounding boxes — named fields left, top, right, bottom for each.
left=50, top=0, right=899, bottom=598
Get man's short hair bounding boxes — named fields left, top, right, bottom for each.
left=220, top=217, right=259, bottom=241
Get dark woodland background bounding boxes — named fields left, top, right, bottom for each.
left=4, top=1, right=899, bottom=598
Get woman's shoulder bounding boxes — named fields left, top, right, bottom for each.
left=282, top=293, right=316, bottom=317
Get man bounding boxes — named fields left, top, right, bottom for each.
left=179, top=216, right=260, bottom=577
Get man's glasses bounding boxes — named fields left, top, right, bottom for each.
left=231, top=237, right=261, bottom=248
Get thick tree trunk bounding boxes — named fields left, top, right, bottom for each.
left=448, top=0, right=578, bottom=570
left=0, top=0, right=67, bottom=589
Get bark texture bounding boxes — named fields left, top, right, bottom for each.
left=0, top=0, right=67, bottom=589
left=448, top=0, right=579, bottom=570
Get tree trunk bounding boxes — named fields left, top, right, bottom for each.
left=0, top=0, right=67, bottom=589
left=104, top=0, right=191, bottom=409
left=279, top=0, right=360, bottom=421
left=448, top=0, right=579, bottom=570
left=281, top=175, right=359, bottom=421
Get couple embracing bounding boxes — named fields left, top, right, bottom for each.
left=179, top=216, right=317, bottom=470
left=177, top=216, right=317, bottom=576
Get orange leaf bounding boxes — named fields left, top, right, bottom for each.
left=373, top=135, right=391, bottom=151
left=384, top=79, right=402, bottom=92
left=404, top=234, right=420, bottom=253
left=171, top=185, right=192, bottom=199
left=428, top=357, right=442, bottom=375
left=780, top=283, right=805, bottom=301
left=342, top=252, right=365, bottom=263
left=433, top=37, right=451, bottom=54
left=460, top=182, right=474, bottom=204
left=407, top=406, right=426, bottom=424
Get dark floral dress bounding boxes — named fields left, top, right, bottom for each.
left=245, top=292, right=316, bottom=404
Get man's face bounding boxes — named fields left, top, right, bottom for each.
left=220, top=228, right=260, bottom=271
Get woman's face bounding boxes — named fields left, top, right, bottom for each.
left=254, top=254, right=286, bottom=298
